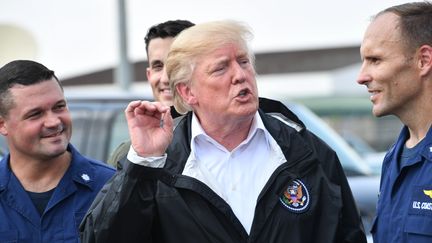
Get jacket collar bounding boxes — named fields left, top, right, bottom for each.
left=165, top=97, right=314, bottom=176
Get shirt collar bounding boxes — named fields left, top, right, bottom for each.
left=190, top=111, right=270, bottom=153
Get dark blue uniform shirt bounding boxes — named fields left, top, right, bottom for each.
left=0, top=144, right=115, bottom=243
left=372, top=126, right=432, bottom=242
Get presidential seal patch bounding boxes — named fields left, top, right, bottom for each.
left=279, top=179, right=310, bottom=213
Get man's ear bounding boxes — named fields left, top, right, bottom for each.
left=418, top=45, right=432, bottom=77
left=146, top=67, right=151, bottom=81
left=176, top=83, right=197, bottom=105
left=0, top=116, right=8, bottom=136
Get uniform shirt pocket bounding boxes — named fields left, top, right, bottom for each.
left=404, top=214, right=432, bottom=238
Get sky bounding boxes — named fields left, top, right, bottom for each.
left=0, top=0, right=414, bottom=79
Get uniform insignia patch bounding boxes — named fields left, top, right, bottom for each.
left=81, top=173, right=90, bottom=181
left=279, top=179, right=310, bottom=213
left=424, top=190, right=432, bottom=199
left=410, top=186, right=432, bottom=213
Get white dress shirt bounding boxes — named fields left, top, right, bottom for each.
left=128, top=112, right=286, bottom=234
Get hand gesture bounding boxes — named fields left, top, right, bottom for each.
left=125, top=101, right=173, bottom=157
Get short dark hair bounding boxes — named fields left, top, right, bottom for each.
left=144, top=20, right=195, bottom=56
left=377, top=1, right=432, bottom=52
left=0, top=60, right=60, bottom=117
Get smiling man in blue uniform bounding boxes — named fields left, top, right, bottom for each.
left=0, top=60, right=115, bottom=242
left=81, top=20, right=366, bottom=243
left=357, top=2, right=432, bottom=242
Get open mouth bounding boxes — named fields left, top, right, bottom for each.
left=159, top=88, right=172, bottom=95
left=368, top=89, right=380, bottom=94
left=368, top=90, right=381, bottom=101
left=238, top=88, right=250, bottom=97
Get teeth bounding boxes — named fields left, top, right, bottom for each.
left=160, top=89, right=171, bottom=94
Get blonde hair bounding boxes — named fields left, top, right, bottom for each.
left=166, top=20, right=255, bottom=114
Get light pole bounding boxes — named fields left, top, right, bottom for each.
left=116, top=0, right=132, bottom=91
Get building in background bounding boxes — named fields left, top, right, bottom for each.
left=0, top=0, right=407, bottom=156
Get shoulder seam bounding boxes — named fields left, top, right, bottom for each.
left=268, top=113, right=304, bottom=132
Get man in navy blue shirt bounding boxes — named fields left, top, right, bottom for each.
left=357, top=2, right=432, bottom=242
left=0, top=60, right=115, bottom=242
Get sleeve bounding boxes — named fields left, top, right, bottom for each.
left=127, top=145, right=167, bottom=168
left=79, top=161, right=160, bottom=243
left=304, top=132, right=367, bottom=243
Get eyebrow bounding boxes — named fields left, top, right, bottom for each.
left=150, top=59, right=163, bottom=67
left=205, top=58, right=228, bottom=72
left=22, top=100, right=66, bottom=117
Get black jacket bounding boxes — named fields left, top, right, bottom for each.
left=80, top=98, right=366, bottom=243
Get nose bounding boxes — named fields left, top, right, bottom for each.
left=44, top=112, right=61, bottom=128
left=232, top=62, right=247, bottom=84
left=160, top=68, right=169, bottom=86
left=357, top=63, right=372, bottom=86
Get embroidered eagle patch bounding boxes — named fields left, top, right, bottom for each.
left=279, top=179, right=310, bottom=213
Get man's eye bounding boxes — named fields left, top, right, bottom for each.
left=54, top=104, right=66, bottom=111
left=240, top=59, right=250, bottom=66
left=152, top=64, right=163, bottom=71
left=212, top=66, right=225, bottom=73
left=27, top=112, right=41, bottom=119
left=367, top=57, right=380, bottom=64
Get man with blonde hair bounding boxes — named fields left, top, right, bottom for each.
left=81, top=20, right=366, bottom=243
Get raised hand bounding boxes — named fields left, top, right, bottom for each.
left=125, top=100, right=174, bottom=157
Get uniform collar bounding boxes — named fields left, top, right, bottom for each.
left=64, top=144, right=99, bottom=191
left=0, top=144, right=98, bottom=193
left=388, top=125, right=432, bottom=166
left=0, top=154, right=11, bottom=192
left=419, top=125, right=432, bottom=161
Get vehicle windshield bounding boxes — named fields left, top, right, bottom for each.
left=287, top=102, right=372, bottom=176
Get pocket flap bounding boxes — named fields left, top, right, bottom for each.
left=404, top=215, right=432, bottom=236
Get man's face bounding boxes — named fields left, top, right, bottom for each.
left=357, top=13, right=420, bottom=118
left=146, top=37, right=175, bottom=106
left=0, top=79, right=72, bottom=160
left=184, top=43, right=259, bottom=125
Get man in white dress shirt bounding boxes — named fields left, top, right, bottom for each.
left=81, top=20, right=366, bottom=243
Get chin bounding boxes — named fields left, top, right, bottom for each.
left=40, top=148, right=67, bottom=159
left=46, top=140, right=68, bottom=155
left=372, top=107, right=389, bottom=118
left=372, top=109, right=382, bottom=117
left=238, top=106, right=258, bottom=117
left=160, top=96, right=173, bottom=105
